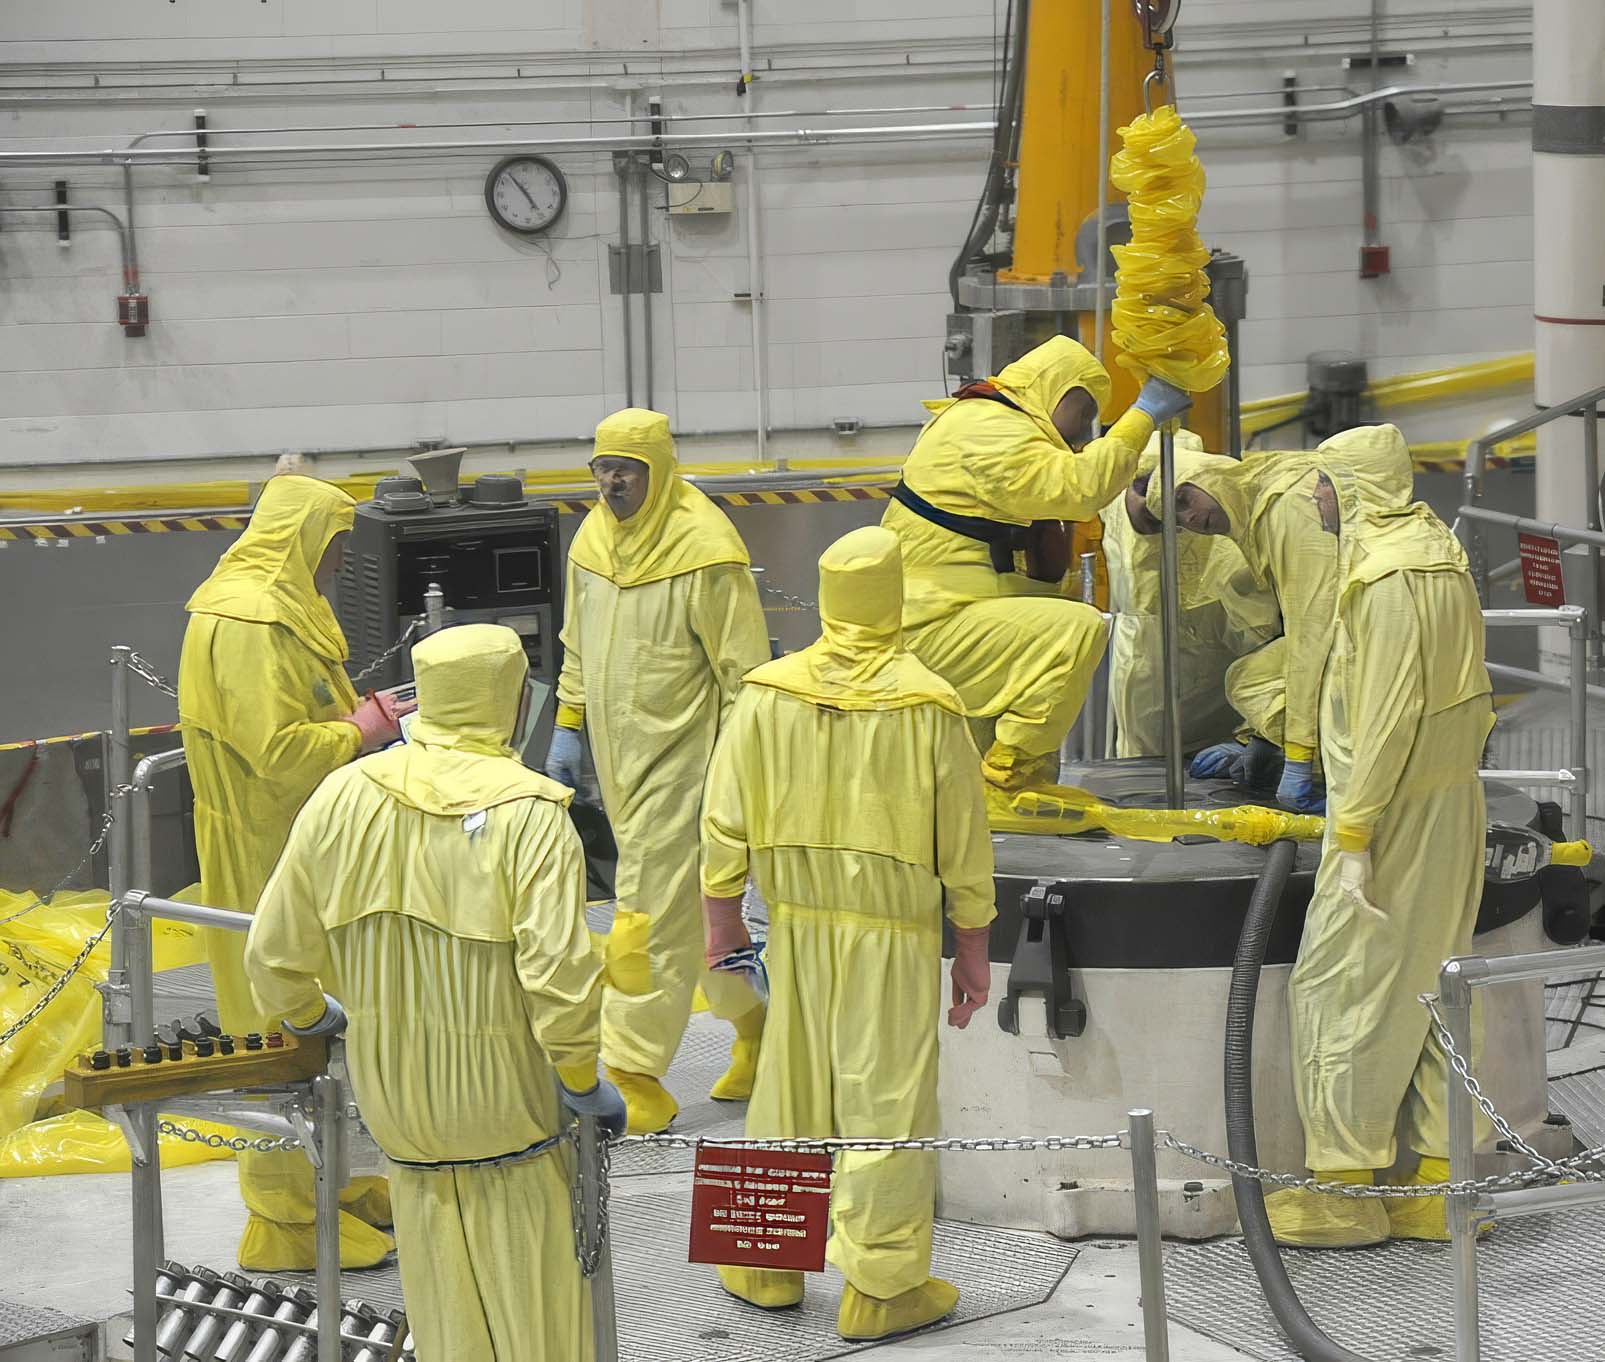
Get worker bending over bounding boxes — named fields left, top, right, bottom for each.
left=178, top=473, right=405, bottom=1270
left=701, top=526, right=996, bottom=1343
left=245, top=625, right=622, bottom=1360
left=1144, top=424, right=1414, bottom=811
left=545, top=408, right=771, bottom=1135
left=883, top=335, right=1191, bottom=795
left=1263, top=459, right=1491, bottom=1248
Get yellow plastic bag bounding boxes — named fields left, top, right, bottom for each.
left=0, top=887, right=208, bottom=1138
left=0, top=1108, right=238, bottom=1178
left=1109, top=105, right=1231, bottom=394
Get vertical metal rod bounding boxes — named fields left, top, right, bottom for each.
left=1442, top=966, right=1481, bottom=1362
left=1093, top=0, right=1111, bottom=364
left=1360, top=0, right=1382, bottom=252
left=1127, top=1109, right=1171, bottom=1362
left=130, top=1105, right=162, bottom=1362
left=1226, top=317, right=1243, bottom=457
left=737, top=0, right=770, bottom=465
left=1584, top=404, right=1601, bottom=666
left=1157, top=430, right=1186, bottom=807
left=617, top=156, right=634, bottom=408
left=107, top=646, right=133, bottom=1050
left=424, top=581, right=445, bottom=636
left=638, top=158, right=653, bottom=411
left=578, top=1115, right=619, bottom=1362
left=1077, top=551, right=1100, bottom=762
left=1568, top=606, right=1590, bottom=839
left=312, top=1075, right=343, bottom=1362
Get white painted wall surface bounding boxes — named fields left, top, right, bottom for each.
left=0, top=0, right=1536, bottom=477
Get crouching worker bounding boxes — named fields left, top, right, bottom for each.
left=700, top=526, right=997, bottom=1343
left=244, top=624, right=623, bottom=1362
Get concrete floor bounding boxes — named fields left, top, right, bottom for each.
left=0, top=1159, right=1248, bottom=1361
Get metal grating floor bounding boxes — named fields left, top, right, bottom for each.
left=1164, top=1207, right=1605, bottom=1361
left=0, top=1296, right=95, bottom=1347
left=1545, top=973, right=1605, bottom=1052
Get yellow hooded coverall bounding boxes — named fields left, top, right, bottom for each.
left=883, top=336, right=1155, bottom=787
left=555, top=409, right=771, bottom=1119
left=177, top=474, right=392, bottom=1270
left=244, top=624, right=605, bottom=1361
left=1145, top=424, right=1415, bottom=762
left=1099, top=432, right=1280, bottom=755
left=1265, top=465, right=1493, bottom=1248
left=702, top=526, right=996, bottom=1335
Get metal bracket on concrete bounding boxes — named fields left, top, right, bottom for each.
left=997, top=880, right=1088, bottom=1040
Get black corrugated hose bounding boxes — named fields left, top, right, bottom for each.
left=1224, top=837, right=1370, bottom=1362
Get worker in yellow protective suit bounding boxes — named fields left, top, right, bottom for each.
left=701, top=526, right=996, bottom=1343
left=1099, top=431, right=1280, bottom=756
left=244, top=624, right=619, bottom=1360
left=178, top=474, right=404, bottom=1270
left=1262, top=458, right=1492, bottom=1248
left=544, top=408, right=771, bottom=1135
left=1146, top=424, right=1415, bottom=811
left=883, top=335, right=1191, bottom=797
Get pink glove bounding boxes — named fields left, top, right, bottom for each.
left=344, top=691, right=413, bottom=754
left=947, top=925, right=992, bottom=1029
left=703, top=895, right=751, bottom=966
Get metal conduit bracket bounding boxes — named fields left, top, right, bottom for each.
left=997, top=882, right=1087, bottom=1040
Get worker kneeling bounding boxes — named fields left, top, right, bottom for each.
left=244, top=624, right=623, bottom=1361
left=883, top=335, right=1190, bottom=795
left=1263, top=461, right=1492, bottom=1249
left=700, top=526, right=997, bottom=1342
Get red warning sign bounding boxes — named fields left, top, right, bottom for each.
left=1518, top=532, right=1567, bottom=607
left=687, top=1146, right=833, bottom=1272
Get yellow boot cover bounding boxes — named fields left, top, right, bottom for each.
left=710, top=1005, right=765, bottom=1102
left=339, top=1175, right=393, bottom=1229
left=1264, top=1170, right=1388, bottom=1249
left=838, top=1278, right=960, bottom=1342
left=237, top=1211, right=395, bottom=1271
left=605, top=1066, right=679, bottom=1135
left=718, top=1265, right=804, bottom=1310
left=1385, top=1156, right=1492, bottom=1242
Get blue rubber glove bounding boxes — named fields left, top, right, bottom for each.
left=544, top=725, right=585, bottom=792
left=282, top=993, right=348, bottom=1038
left=1134, top=375, right=1193, bottom=426
left=560, top=1078, right=628, bottom=1141
left=1276, top=758, right=1327, bottom=814
left=1189, top=741, right=1246, bottom=780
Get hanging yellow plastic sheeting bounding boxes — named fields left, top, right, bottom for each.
left=0, top=888, right=208, bottom=1139
left=991, top=782, right=1324, bottom=846
left=0, top=1109, right=237, bottom=1177
left=1109, top=105, right=1231, bottom=394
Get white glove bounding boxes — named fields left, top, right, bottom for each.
left=1334, top=849, right=1380, bottom=916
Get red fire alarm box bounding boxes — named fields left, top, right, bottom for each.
left=688, top=1145, right=833, bottom=1272
left=118, top=293, right=150, bottom=338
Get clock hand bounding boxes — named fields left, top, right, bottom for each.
left=511, top=173, right=537, bottom=209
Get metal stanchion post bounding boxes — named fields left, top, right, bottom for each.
left=1566, top=605, right=1589, bottom=839
left=1078, top=551, right=1100, bottom=763
left=1127, top=1109, right=1170, bottom=1362
left=1585, top=404, right=1601, bottom=667
left=312, top=1074, right=344, bottom=1362
left=1441, top=963, right=1482, bottom=1362
left=578, top=1114, right=619, bottom=1362
left=106, top=646, right=133, bottom=1050
left=1157, top=429, right=1185, bottom=808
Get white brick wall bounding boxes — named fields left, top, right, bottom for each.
left=0, top=0, right=1536, bottom=475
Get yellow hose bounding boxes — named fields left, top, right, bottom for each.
left=988, top=783, right=1325, bottom=844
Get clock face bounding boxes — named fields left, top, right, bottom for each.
left=485, top=156, right=567, bottom=235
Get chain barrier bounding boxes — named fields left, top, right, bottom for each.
left=569, top=1125, right=613, bottom=1278
left=125, top=650, right=178, bottom=700
left=752, top=571, right=819, bottom=616
left=0, top=898, right=122, bottom=1048
left=156, top=1118, right=303, bottom=1155
left=620, top=1131, right=1125, bottom=1154
left=349, top=619, right=422, bottom=689
left=0, top=784, right=130, bottom=931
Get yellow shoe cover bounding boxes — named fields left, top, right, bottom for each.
left=605, top=1066, right=679, bottom=1135
left=718, top=1265, right=803, bottom=1310
left=838, top=1278, right=960, bottom=1342
left=1386, top=1157, right=1492, bottom=1242
left=710, top=1037, right=762, bottom=1102
left=237, top=1211, right=395, bottom=1271
left=980, top=743, right=1059, bottom=792
left=339, top=1175, right=393, bottom=1228
left=1264, top=1171, right=1388, bottom=1249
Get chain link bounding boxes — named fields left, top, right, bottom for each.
left=752, top=570, right=819, bottom=616
left=568, top=1125, right=612, bottom=1278
left=349, top=620, right=422, bottom=689
left=155, top=1118, right=302, bottom=1154
left=0, top=785, right=128, bottom=932
left=0, top=900, right=121, bottom=1047
left=125, top=650, right=178, bottom=700
left=1420, top=991, right=1566, bottom=1172
left=622, top=1131, right=1125, bottom=1154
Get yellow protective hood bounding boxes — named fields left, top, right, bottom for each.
left=362, top=623, right=571, bottom=815
left=1313, top=423, right=1416, bottom=512
left=993, top=335, right=1117, bottom=430
left=1316, top=456, right=1468, bottom=607
left=185, top=475, right=355, bottom=663
left=744, top=527, right=963, bottom=713
left=567, top=408, right=750, bottom=588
